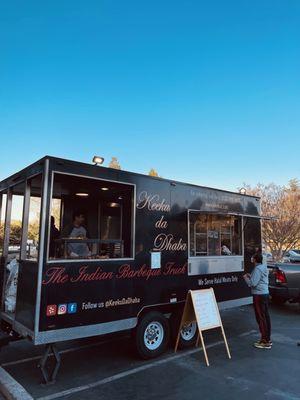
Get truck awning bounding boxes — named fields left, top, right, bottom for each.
left=188, top=209, right=276, bottom=220
left=226, top=212, right=276, bottom=220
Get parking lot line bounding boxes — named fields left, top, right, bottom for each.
left=0, top=367, right=34, bottom=400
left=36, top=330, right=255, bottom=400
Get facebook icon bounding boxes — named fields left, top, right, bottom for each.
left=67, top=303, right=77, bottom=314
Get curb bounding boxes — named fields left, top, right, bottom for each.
left=0, top=367, right=33, bottom=400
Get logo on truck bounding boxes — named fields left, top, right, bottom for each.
left=137, top=190, right=187, bottom=252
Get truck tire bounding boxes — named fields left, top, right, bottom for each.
left=135, top=311, right=170, bottom=359
left=170, top=312, right=198, bottom=349
left=178, top=322, right=198, bottom=348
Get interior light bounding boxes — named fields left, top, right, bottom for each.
left=101, top=187, right=109, bottom=191
left=76, top=193, right=89, bottom=197
left=118, top=196, right=123, bottom=200
left=109, top=203, right=120, bottom=207
left=92, top=156, right=104, bottom=166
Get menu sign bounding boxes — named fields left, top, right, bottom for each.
left=174, top=288, right=231, bottom=366
left=191, top=289, right=220, bottom=330
left=150, top=251, right=161, bottom=269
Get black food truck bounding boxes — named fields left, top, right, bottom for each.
left=0, top=156, right=262, bottom=380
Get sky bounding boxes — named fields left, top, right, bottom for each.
left=0, top=0, right=299, bottom=192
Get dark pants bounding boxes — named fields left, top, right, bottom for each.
left=253, top=294, right=271, bottom=342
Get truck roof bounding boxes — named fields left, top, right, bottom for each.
left=0, top=155, right=260, bottom=200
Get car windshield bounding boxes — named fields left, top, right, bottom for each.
left=291, top=250, right=300, bottom=254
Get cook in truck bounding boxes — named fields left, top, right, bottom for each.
left=62, top=211, right=91, bottom=258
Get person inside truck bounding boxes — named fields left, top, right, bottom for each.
left=62, top=211, right=91, bottom=258
left=221, top=243, right=232, bottom=255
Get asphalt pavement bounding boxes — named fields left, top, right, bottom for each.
left=0, top=302, right=299, bottom=400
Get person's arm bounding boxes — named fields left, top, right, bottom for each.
left=244, top=267, right=262, bottom=288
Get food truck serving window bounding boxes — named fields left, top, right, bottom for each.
left=189, top=212, right=242, bottom=257
left=48, top=173, right=134, bottom=261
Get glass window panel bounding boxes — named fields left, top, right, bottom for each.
left=49, top=173, right=133, bottom=260
left=0, top=193, right=7, bottom=256
left=189, top=212, right=242, bottom=257
left=189, top=213, right=208, bottom=256
left=232, top=216, right=242, bottom=255
left=8, top=183, right=25, bottom=261
left=25, top=174, right=43, bottom=260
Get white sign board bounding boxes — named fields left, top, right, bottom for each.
left=175, top=288, right=231, bottom=366
left=191, top=289, right=221, bottom=330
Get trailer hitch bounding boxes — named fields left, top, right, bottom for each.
left=38, top=343, right=61, bottom=385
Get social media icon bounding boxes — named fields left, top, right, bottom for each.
left=68, top=303, right=77, bottom=314
left=58, top=304, right=67, bottom=315
left=46, top=305, right=57, bottom=317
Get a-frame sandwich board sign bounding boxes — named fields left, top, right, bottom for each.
left=174, top=288, right=231, bottom=366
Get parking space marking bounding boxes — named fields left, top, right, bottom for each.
left=265, top=388, right=300, bottom=400
left=0, top=367, right=34, bottom=400
left=36, top=330, right=255, bottom=400
left=237, top=329, right=256, bottom=337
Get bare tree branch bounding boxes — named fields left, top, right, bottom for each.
left=243, top=180, right=300, bottom=261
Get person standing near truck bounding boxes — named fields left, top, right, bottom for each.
left=243, top=253, right=272, bottom=349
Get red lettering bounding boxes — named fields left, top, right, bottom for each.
left=163, top=262, right=187, bottom=276
left=116, top=264, right=161, bottom=280
left=71, top=266, right=113, bottom=283
left=42, top=267, right=69, bottom=285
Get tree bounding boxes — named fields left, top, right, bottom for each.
left=108, top=157, right=121, bottom=170
left=0, top=224, right=3, bottom=247
left=243, top=180, right=300, bottom=261
left=148, top=168, right=159, bottom=177
left=9, top=221, right=22, bottom=245
left=51, top=199, right=61, bottom=228
left=28, top=221, right=40, bottom=243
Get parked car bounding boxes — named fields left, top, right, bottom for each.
left=268, top=262, right=300, bottom=304
left=282, top=249, right=300, bottom=263
left=263, top=252, right=274, bottom=264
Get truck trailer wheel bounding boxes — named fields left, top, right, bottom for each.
left=178, top=322, right=198, bottom=348
left=135, top=311, right=170, bottom=359
left=170, top=312, right=198, bottom=349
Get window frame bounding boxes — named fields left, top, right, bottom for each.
left=4, top=182, right=26, bottom=261
left=46, top=171, right=136, bottom=263
left=21, top=173, right=43, bottom=261
left=188, top=209, right=244, bottom=258
left=0, top=190, right=7, bottom=257
left=0, top=173, right=43, bottom=263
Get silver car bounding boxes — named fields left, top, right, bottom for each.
left=283, top=249, right=300, bottom=263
